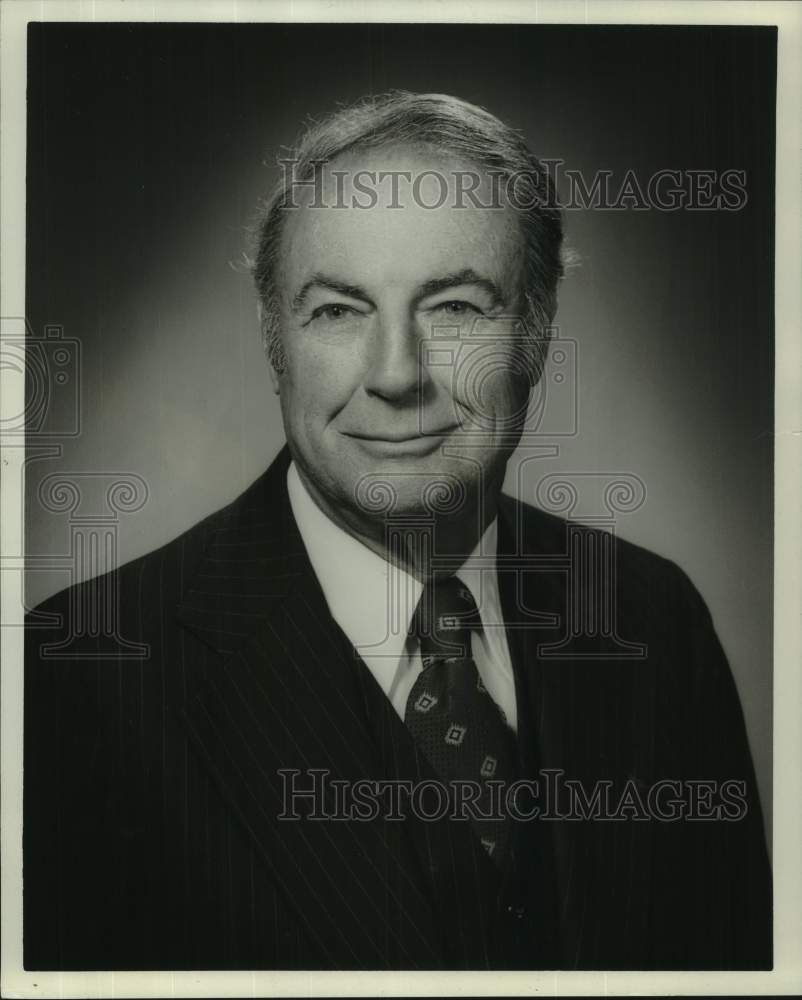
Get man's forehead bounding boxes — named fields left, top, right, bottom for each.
left=279, top=144, right=524, bottom=298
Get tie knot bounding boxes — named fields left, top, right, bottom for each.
left=411, top=577, right=480, bottom=662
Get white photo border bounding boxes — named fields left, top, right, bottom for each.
left=2, top=1, right=800, bottom=997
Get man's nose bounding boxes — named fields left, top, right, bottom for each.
left=363, top=311, right=424, bottom=403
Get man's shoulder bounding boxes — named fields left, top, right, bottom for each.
left=27, top=450, right=291, bottom=623
left=498, top=491, right=699, bottom=610
left=23, top=453, right=293, bottom=762
left=500, top=491, right=681, bottom=571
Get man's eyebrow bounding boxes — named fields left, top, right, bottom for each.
left=415, top=269, right=507, bottom=307
left=291, top=274, right=374, bottom=312
left=291, top=268, right=508, bottom=313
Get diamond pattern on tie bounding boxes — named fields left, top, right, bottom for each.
left=444, top=723, right=467, bottom=746
left=405, top=576, right=517, bottom=868
left=414, top=692, right=438, bottom=713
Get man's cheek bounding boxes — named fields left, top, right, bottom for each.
left=449, top=345, right=526, bottom=425
left=284, top=352, right=330, bottom=400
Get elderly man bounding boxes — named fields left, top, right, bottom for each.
left=24, top=92, right=771, bottom=971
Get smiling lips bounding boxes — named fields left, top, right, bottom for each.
left=347, top=428, right=457, bottom=442
left=344, top=427, right=458, bottom=453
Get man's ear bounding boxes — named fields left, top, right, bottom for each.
left=257, top=300, right=282, bottom=396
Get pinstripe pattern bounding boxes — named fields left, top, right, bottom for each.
left=24, top=446, right=771, bottom=969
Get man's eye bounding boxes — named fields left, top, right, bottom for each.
left=311, top=303, right=358, bottom=321
left=434, top=300, right=482, bottom=316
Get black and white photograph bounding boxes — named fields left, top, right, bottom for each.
left=2, top=1, right=800, bottom=996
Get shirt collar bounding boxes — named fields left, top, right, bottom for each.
left=287, top=460, right=500, bottom=662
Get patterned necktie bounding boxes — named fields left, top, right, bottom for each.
left=405, top=576, right=517, bottom=867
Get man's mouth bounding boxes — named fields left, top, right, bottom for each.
left=345, top=427, right=458, bottom=443
left=342, top=427, right=459, bottom=455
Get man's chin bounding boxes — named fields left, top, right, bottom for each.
left=344, top=450, right=484, bottom=522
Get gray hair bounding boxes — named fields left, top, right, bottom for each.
left=252, top=91, right=564, bottom=376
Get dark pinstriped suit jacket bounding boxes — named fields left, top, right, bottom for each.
left=23, top=446, right=771, bottom=970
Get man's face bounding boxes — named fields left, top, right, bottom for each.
left=272, top=145, right=534, bottom=533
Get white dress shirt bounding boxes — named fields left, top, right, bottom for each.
left=287, top=461, right=518, bottom=732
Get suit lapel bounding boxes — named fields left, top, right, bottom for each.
left=496, top=496, right=659, bottom=968
left=170, top=449, right=443, bottom=969
left=495, top=497, right=566, bottom=964
left=496, top=494, right=564, bottom=777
